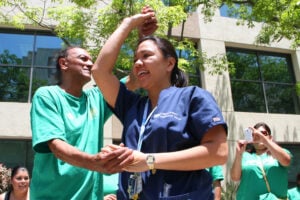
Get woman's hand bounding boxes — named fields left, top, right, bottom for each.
left=138, top=6, right=158, bottom=37
left=123, top=151, right=149, bottom=172
left=251, top=127, right=269, bottom=144
left=122, top=10, right=156, bottom=33
left=237, top=140, right=247, bottom=152
left=96, top=144, right=134, bottom=174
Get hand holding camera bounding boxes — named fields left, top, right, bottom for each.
left=244, top=128, right=253, bottom=142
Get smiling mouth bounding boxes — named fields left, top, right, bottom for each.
left=137, top=71, right=148, bottom=77
left=82, top=69, right=91, bottom=74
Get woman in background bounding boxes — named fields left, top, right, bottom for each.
left=230, top=122, right=291, bottom=200
left=0, top=166, right=30, bottom=200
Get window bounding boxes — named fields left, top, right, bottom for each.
left=176, top=48, right=202, bottom=87
left=220, top=3, right=253, bottom=19
left=0, top=139, right=34, bottom=176
left=227, top=48, right=299, bottom=114
left=220, top=3, right=235, bottom=18
left=0, top=30, right=66, bottom=102
left=280, top=143, right=300, bottom=188
left=162, top=0, right=195, bottom=12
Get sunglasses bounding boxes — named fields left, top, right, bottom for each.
left=261, top=130, right=270, bottom=136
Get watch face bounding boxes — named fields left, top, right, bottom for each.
left=146, top=155, right=156, bottom=174
left=148, top=156, right=154, bottom=162
left=147, top=155, right=155, bottom=163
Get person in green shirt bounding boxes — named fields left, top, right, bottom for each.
left=230, top=122, right=292, bottom=200
left=30, top=46, right=134, bottom=200
left=288, top=173, right=300, bottom=200
left=207, top=165, right=224, bottom=200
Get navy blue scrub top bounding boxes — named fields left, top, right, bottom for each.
left=114, top=84, right=227, bottom=200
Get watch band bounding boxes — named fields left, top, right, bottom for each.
left=146, top=154, right=156, bottom=174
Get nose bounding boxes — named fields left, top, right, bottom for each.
left=86, top=60, right=94, bottom=68
left=134, top=59, right=143, bottom=68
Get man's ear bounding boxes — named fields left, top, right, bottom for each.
left=58, top=57, right=68, bottom=70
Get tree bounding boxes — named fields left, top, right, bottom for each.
left=0, top=0, right=298, bottom=80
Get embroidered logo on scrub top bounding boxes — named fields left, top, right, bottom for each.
left=153, top=112, right=181, bottom=120
left=212, top=117, right=221, bottom=122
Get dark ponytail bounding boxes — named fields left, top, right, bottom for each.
left=171, top=67, right=188, bottom=87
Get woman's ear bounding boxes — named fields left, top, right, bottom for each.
left=166, top=57, right=176, bottom=72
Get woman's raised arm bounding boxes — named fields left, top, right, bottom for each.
left=92, top=12, right=156, bottom=108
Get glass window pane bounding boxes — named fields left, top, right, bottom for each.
left=33, top=35, right=65, bottom=91
left=219, top=3, right=254, bottom=19
left=0, top=66, right=30, bottom=102
left=35, top=35, right=64, bottom=67
left=227, top=47, right=299, bottom=114
left=227, top=50, right=260, bottom=80
left=259, top=55, right=293, bottom=83
left=220, top=4, right=232, bottom=17
left=32, top=67, right=55, bottom=90
left=265, top=83, right=298, bottom=114
left=231, top=81, right=266, bottom=112
left=0, top=31, right=66, bottom=102
left=0, top=33, right=34, bottom=65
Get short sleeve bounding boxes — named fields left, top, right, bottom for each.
left=31, top=88, right=66, bottom=153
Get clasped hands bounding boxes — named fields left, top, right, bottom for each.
left=99, top=144, right=149, bottom=174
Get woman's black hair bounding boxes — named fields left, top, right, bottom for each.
left=254, top=122, right=271, bottom=135
left=11, top=166, right=29, bottom=179
left=136, top=36, right=188, bottom=87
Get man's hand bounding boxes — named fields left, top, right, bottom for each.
left=93, top=144, right=134, bottom=174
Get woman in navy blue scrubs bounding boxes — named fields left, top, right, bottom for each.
left=92, top=10, right=228, bottom=200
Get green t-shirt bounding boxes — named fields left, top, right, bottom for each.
left=288, top=187, right=300, bottom=200
left=30, top=85, right=111, bottom=200
left=236, top=150, right=292, bottom=200
left=207, top=165, right=224, bottom=182
left=103, top=173, right=119, bottom=196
